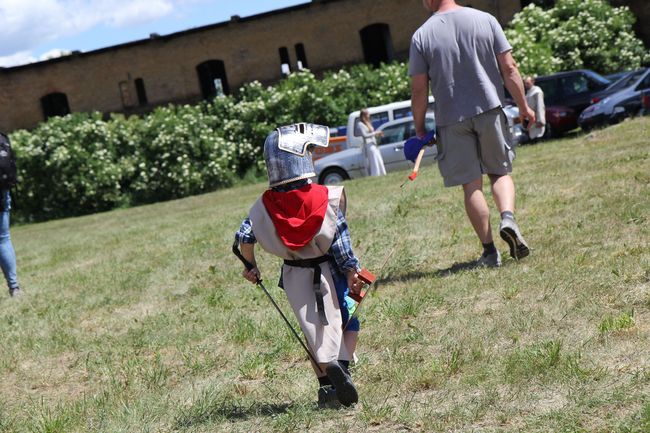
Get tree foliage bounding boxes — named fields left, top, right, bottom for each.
left=10, top=63, right=411, bottom=221
left=506, top=0, right=650, bottom=76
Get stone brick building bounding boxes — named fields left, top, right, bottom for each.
left=0, top=0, right=646, bottom=132
left=0, top=0, right=528, bottom=132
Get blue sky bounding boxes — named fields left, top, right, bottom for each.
left=0, top=0, right=307, bottom=67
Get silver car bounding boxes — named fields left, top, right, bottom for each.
left=502, top=105, right=529, bottom=145
left=314, top=115, right=437, bottom=185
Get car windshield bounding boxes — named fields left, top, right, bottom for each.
left=379, top=123, right=409, bottom=145
left=584, top=70, right=611, bottom=87
left=378, top=118, right=435, bottom=145
left=606, top=69, right=646, bottom=92
left=559, top=72, right=611, bottom=96
left=536, top=79, right=558, bottom=104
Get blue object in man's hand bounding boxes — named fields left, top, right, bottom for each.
left=404, top=130, right=436, bottom=163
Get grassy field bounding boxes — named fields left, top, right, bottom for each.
left=1, top=118, right=649, bottom=432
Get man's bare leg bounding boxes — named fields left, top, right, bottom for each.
left=463, top=177, right=493, bottom=244
left=489, top=174, right=515, bottom=214
left=489, top=174, right=530, bottom=259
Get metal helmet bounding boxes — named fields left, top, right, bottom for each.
left=264, top=123, right=330, bottom=187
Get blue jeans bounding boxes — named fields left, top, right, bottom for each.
left=0, top=190, right=18, bottom=289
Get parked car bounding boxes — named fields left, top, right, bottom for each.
left=531, top=69, right=611, bottom=134
left=345, top=97, right=435, bottom=149
left=315, top=106, right=525, bottom=184
left=543, top=105, right=578, bottom=138
left=505, top=88, right=578, bottom=139
left=591, top=69, right=646, bottom=104
left=605, top=70, right=633, bottom=83
left=535, top=69, right=611, bottom=113
left=502, top=105, right=529, bottom=145
left=315, top=115, right=437, bottom=185
left=578, top=68, right=650, bottom=130
left=642, top=89, right=650, bottom=115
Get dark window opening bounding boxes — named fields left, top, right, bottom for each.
left=279, top=47, right=291, bottom=76
left=295, top=43, right=308, bottom=70
left=521, top=0, right=555, bottom=8
left=196, top=59, right=230, bottom=99
left=135, top=78, right=148, bottom=106
left=360, top=23, right=394, bottom=67
left=41, top=92, right=70, bottom=120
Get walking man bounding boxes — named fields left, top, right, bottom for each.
left=410, top=0, right=535, bottom=266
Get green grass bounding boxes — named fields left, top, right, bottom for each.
left=1, top=118, right=649, bottom=432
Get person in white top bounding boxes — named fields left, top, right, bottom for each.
left=358, top=109, right=386, bottom=176
left=524, top=76, right=546, bottom=141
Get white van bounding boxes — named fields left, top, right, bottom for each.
left=345, top=96, right=435, bottom=148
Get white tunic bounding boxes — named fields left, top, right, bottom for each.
left=248, top=186, right=351, bottom=363
left=526, top=85, right=546, bottom=139
left=358, top=122, right=387, bottom=176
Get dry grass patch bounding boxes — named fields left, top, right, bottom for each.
left=0, top=118, right=648, bottom=432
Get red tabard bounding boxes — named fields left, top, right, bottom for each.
left=262, top=184, right=329, bottom=251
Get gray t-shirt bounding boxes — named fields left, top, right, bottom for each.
left=409, top=7, right=512, bottom=127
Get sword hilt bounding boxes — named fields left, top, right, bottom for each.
left=232, top=241, right=262, bottom=284
left=348, top=268, right=376, bottom=302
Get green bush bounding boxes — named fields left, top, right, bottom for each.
left=506, top=0, right=650, bottom=76
left=10, top=62, right=410, bottom=222
left=127, top=104, right=250, bottom=204
left=9, top=2, right=650, bottom=221
left=12, top=113, right=134, bottom=220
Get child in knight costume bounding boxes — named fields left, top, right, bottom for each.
left=234, top=123, right=365, bottom=408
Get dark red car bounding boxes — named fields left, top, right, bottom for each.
left=503, top=95, right=577, bottom=139
left=544, top=105, right=578, bottom=138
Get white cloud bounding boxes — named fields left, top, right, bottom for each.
left=77, top=0, right=175, bottom=28
left=40, top=48, right=73, bottom=61
left=0, top=50, right=37, bottom=68
left=0, top=0, right=176, bottom=58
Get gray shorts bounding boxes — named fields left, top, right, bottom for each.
left=436, top=107, right=515, bottom=187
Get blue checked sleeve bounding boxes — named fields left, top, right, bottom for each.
left=329, top=209, right=360, bottom=273
left=234, top=218, right=256, bottom=244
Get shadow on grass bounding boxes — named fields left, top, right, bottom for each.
left=174, top=401, right=292, bottom=428
left=378, top=259, right=479, bottom=286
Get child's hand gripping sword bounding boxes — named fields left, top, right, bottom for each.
left=401, top=130, right=437, bottom=188
left=232, top=241, right=324, bottom=373
left=343, top=248, right=395, bottom=331
left=343, top=269, right=376, bottom=331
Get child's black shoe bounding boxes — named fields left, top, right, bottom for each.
left=317, top=385, right=340, bottom=409
left=325, top=361, right=358, bottom=407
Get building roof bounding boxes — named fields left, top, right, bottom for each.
left=1, top=0, right=343, bottom=74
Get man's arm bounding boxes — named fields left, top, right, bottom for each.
left=411, top=73, right=430, bottom=138
left=497, top=51, right=535, bottom=126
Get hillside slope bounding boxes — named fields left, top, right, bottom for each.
left=1, top=118, right=649, bottom=432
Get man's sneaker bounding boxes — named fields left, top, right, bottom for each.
left=325, top=361, right=358, bottom=407
left=8, top=286, right=21, bottom=297
left=499, top=218, right=530, bottom=260
left=476, top=250, right=501, bottom=268
left=317, top=385, right=340, bottom=409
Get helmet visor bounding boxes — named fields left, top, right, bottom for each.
left=277, top=123, right=330, bottom=156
